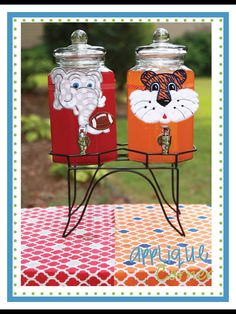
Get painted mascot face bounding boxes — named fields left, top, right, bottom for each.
left=51, top=68, right=106, bottom=127
left=129, top=69, right=199, bottom=124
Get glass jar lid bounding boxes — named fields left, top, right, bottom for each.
left=53, top=29, right=105, bottom=63
left=136, top=28, right=187, bottom=59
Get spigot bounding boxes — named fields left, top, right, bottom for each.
left=78, top=127, right=90, bottom=155
left=157, top=126, right=171, bottom=154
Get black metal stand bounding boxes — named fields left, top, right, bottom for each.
left=50, top=144, right=197, bottom=238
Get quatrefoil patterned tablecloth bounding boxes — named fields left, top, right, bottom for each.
left=21, top=204, right=212, bottom=286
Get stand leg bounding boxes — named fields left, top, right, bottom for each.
left=175, top=167, right=185, bottom=236
left=70, top=168, right=99, bottom=216
left=148, top=167, right=185, bottom=237
left=63, top=166, right=185, bottom=237
left=63, top=167, right=72, bottom=237
left=62, top=167, right=99, bottom=238
left=171, top=166, right=177, bottom=207
left=66, top=166, right=77, bottom=218
left=175, top=167, right=180, bottom=214
left=71, top=167, right=77, bottom=210
left=171, top=167, right=182, bottom=214
left=67, top=166, right=72, bottom=216
left=148, top=168, right=177, bottom=213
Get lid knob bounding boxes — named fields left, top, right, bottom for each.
left=71, top=29, right=88, bottom=45
left=153, top=28, right=170, bottom=43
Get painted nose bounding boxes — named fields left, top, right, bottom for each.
left=158, top=99, right=171, bottom=107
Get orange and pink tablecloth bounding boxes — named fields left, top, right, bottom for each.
left=21, top=204, right=212, bottom=286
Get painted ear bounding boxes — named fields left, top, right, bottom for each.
left=51, top=68, right=66, bottom=110
left=173, top=69, right=187, bottom=84
left=140, top=71, right=157, bottom=89
left=87, top=71, right=102, bottom=85
left=51, top=67, right=66, bottom=84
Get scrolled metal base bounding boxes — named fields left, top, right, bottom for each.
left=49, top=144, right=197, bottom=238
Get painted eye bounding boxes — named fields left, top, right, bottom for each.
left=168, top=82, right=177, bottom=91
left=150, top=82, right=159, bottom=92
left=86, top=82, right=94, bottom=88
left=71, top=82, right=80, bottom=89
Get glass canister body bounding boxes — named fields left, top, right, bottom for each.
left=48, top=30, right=117, bottom=165
left=127, top=28, right=199, bottom=163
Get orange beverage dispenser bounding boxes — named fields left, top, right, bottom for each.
left=127, top=28, right=199, bottom=163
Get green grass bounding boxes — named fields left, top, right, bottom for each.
left=105, top=77, right=211, bottom=204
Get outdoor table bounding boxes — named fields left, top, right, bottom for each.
left=21, top=203, right=212, bottom=286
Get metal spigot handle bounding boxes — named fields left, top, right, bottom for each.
left=78, top=127, right=90, bottom=155
left=157, top=126, right=171, bottom=154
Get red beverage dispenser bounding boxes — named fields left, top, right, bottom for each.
left=48, top=29, right=117, bottom=165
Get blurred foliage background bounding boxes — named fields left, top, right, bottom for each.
left=22, top=23, right=211, bottom=92
left=21, top=23, right=211, bottom=208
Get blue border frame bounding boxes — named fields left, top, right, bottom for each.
left=7, top=11, right=229, bottom=302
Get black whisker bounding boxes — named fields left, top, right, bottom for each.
left=132, top=100, right=150, bottom=107
left=176, top=108, right=186, bottom=119
left=134, top=106, right=146, bottom=115
left=183, top=105, right=194, bottom=115
left=178, top=98, right=196, bottom=105
left=141, top=108, right=153, bottom=120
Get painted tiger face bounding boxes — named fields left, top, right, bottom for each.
left=129, top=69, right=199, bottom=124
left=141, top=70, right=187, bottom=106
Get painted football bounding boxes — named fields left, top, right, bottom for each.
left=89, top=112, right=114, bottom=130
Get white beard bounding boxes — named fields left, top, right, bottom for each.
left=130, top=88, right=199, bottom=124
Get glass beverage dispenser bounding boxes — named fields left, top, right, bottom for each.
left=127, top=28, right=199, bottom=163
left=48, top=29, right=117, bottom=165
